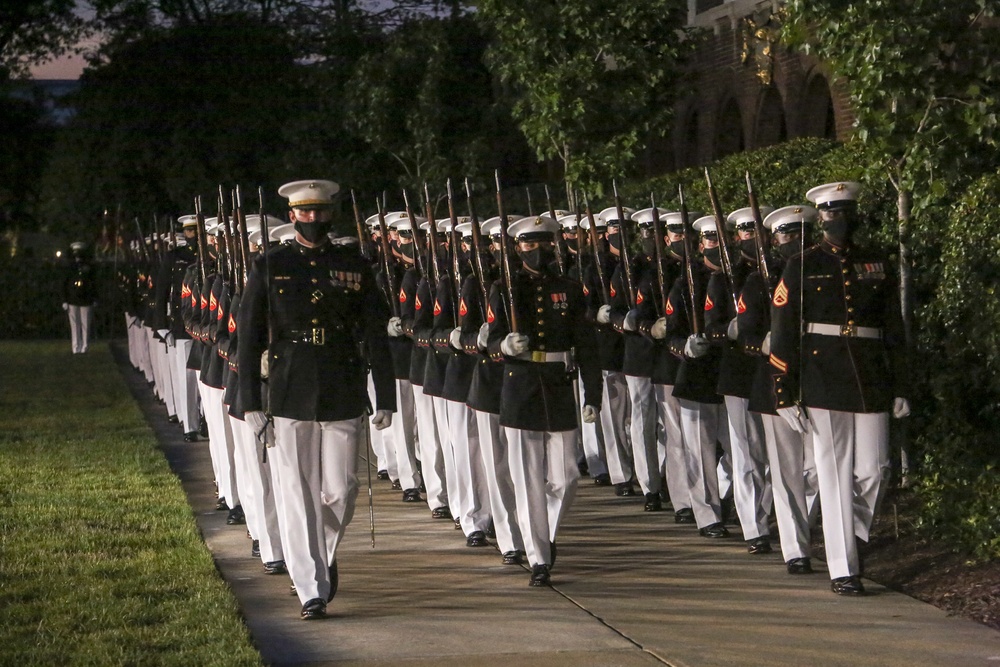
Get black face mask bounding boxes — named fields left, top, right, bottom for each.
left=822, top=215, right=859, bottom=246
left=641, top=238, right=657, bottom=257
left=520, top=247, right=555, bottom=273
left=607, top=233, right=621, bottom=251
left=565, top=237, right=578, bottom=252
left=668, top=240, right=686, bottom=259
left=491, top=247, right=502, bottom=263
left=295, top=220, right=332, bottom=244
left=740, top=238, right=759, bottom=261
left=703, top=246, right=722, bottom=267
left=778, top=241, right=801, bottom=260
left=398, top=242, right=416, bottom=261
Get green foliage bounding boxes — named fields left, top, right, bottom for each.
left=0, top=90, right=54, bottom=235
left=0, top=340, right=262, bottom=665
left=37, top=16, right=301, bottom=237
left=912, top=172, right=1000, bottom=558
left=0, top=0, right=86, bottom=78
left=478, top=0, right=692, bottom=194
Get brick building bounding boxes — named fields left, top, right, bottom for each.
left=647, top=0, right=855, bottom=173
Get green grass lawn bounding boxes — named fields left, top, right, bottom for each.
left=0, top=340, right=262, bottom=666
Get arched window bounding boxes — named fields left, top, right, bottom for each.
left=754, top=87, right=786, bottom=148
left=803, top=74, right=837, bottom=139
left=715, top=98, right=744, bottom=159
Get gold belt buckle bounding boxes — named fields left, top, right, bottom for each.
left=531, top=350, right=546, bottom=363
left=311, top=327, right=325, bottom=345
left=840, top=323, right=856, bottom=337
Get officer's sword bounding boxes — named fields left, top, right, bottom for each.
left=358, top=339, right=376, bottom=548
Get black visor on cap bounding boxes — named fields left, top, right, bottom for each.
left=773, top=222, right=803, bottom=234
left=517, top=231, right=555, bottom=242
left=701, top=231, right=719, bottom=239
left=665, top=224, right=685, bottom=233
left=818, top=199, right=857, bottom=211
left=397, top=229, right=413, bottom=238
left=735, top=221, right=755, bottom=231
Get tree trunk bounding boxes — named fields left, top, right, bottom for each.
left=897, top=185, right=913, bottom=485
left=561, top=142, right=574, bottom=212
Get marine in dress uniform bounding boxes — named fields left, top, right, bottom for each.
left=455, top=216, right=525, bottom=564
left=769, top=182, right=910, bottom=595
left=742, top=205, right=821, bottom=574
left=239, top=179, right=396, bottom=619
left=487, top=215, right=602, bottom=586
left=63, top=242, right=98, bottom=354
left=577, top=214, right=635, bottom=497
left=662, top=216, right=732, bottom=539
left=707, top=207, right=775, bottom=554
left=631, top=210, right=691, bottom=521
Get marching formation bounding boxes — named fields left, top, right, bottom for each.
left=118, top=172, right=910, bottom=620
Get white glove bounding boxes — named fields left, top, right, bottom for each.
left=650, top=317, right=667, bottom=340
left=371, top=410, right=392, bottom=430
left=893, top=397, right=911, bottom=418
left=260, top=350, right=270, bottom=378
left=581, top=405, right=598, bottom=424
left=500, top=332, right=530, bottom=357
left=477, top=322, right=490, bottom=351
left=684, top=334, right=710, bottom=358
left=387, top=316, right=404, bottom=337
left=727, top=317, right=739, bottom=341
left=245, top=410, right=270, bottom=440
left=449, top=327, right=463, bottom=351
left=777, top=406, right=809, bottom=434
left=62, top=303, right=69, bottom=311
left=761, top=331, right=771, bottom=356
left=622, top=310, right=638, bottom=332
left=597, top=304, right=611, bottom=324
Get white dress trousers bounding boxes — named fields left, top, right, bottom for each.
left=654, top=384, right=691, bottom=511
left=475, top=409, right=523, bottom=555
left=272, top=415, right=362, bottom=604
left=413, top=387, right=448, bottom=511
left=388, top=379, right=420, bottom=491
left=67, top=304, right=92, bottom=353
left=761, top=413, right=819, bottom=562
left=723, top=395, right=773, bottom=541
left=447, top=399, right=492, bottom=535
left=230, top=415, right=284, bottom=564
left=504, top=427, right=580, bottom=568
left=808, top=408, right=890, bottom=579
left=601, top=371, right=634, bottom=485
left=199, top=382, right=239, bottom=507
left=678, top=399, right=729, bottom=528
left=171, top=339, right=201, bottom=433
left=625, top=375, right=662, bottom=495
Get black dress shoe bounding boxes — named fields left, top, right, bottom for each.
left=529, top=564, right=551, bottom=587
left=377, top=469, right=389, bottom=481
left=786, top=557, right=814, bottom=575
left=485, top=521, right=496, bottom=538
left=167, top=414, right=179, bottom=424
left=593, top=473, right=612, bottom=486
left=290, top=583, right=297, bottom=596
left=328, top=561, right=339, bottom=601
left=502, top=551, right=523, bottom=565
left=614, top=482, right=636, bottom=497
left=199, top=421, right=209, bottom=438
left=747, top=536, right=772, bottom=555
left=454, top=517, right=462, bottom=530
left=721, top=497, right=738, bottom=525
left=226, top=505, right=246, bottom=525
left=391, top=479, right=402, bottom=490
left=578, top=460, right=589, bottom=477
left=466, top=531, right=488, bottom=547
left=643, top=492, right=663, bottom=512
left=402, top=488, right=422, bottom=503
left=216, top=497, right=228, bottom=511
left=301, top=598, right=327, bottom=620
left=674, top=507, right=696, bottom=524
left=251, top=540, right=260, bottom=558
left=699, top=522, right=730, bottom=538
left=263, top=560, right=287, bottom=575
left=183, top=431, right=200, bottom=442
left=831, top=575, right=865, bottom=596
left=431, top=506, right=450, bottom=519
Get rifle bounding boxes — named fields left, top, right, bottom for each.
left=351, top=189, right=374, bottom=261
left=745, top=171, right=774, bottom=302
left=494, top=170, right=517, bottom=332
left=257, top=187, right=274, bottom=430
left=193, top=196, right=208, bottom=285
left=704, top=168, right=740, bottom=314
left=445, top=179, right=464, bottom=328
left=525, top=186, right=533, bottom=216
left=543, top=184, right=566, bottom=275
left=422, top=183, right=442, bottom=302
left=463, top=178, right=490, bottom=320
left=613, top=179, right=637, bottom=308
left=649, top=193, right=666, bottom=318
left=401, top=188, right=429, bottom=288
left=217, top=186, right=235, bottom=287
left=134, top=216, right=150, bottom=265
left=573, top=190, right=585, bottom=285
left=583, top=194, right=610, bottom=305
left=374, top=198, right=399, bottom=318
left=234, top=186, right=252, bottom=292
left=678, top=184, right=702, bottom=335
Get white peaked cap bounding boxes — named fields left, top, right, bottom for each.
left=763, top=205, right=818, bottom=231
left=727, top=206, right=774, bottom=227
left=692, top=215, right=720, bottom=235
left=507, top=215, right=559, bottom=238
left=597, top=206, right=634, bottom=225
left=277, top=179, right=340, bottom=207
left=805, top=181, right=861, bottom=209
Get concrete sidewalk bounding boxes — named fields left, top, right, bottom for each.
left=116, top=348, right=1000, bottom=667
